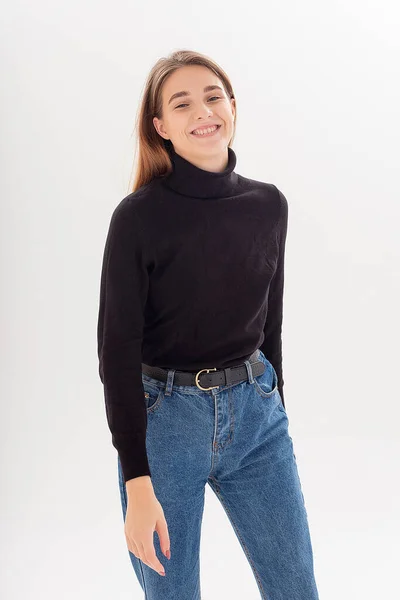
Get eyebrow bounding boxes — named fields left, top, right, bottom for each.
left=168, top=85, right=224, bottom=106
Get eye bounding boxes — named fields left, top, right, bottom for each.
left=175, top=96, right=222, bottom=109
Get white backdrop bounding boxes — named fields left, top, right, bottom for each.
left=2, top=1, right=399, bottom=598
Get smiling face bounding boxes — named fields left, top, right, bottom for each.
left=153, top=65, right=236, bottom=164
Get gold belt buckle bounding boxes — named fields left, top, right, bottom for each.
left=195, top=368, right=219, bottom=391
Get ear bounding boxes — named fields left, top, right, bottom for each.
left=153, top=116, right=169, bottom=140
left=230, top=98, right=236, bottom=121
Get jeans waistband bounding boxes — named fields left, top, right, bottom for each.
left=141, top=349, right=265, bottom=391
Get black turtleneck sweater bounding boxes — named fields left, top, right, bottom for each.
left=97, top=143, right=288, bottom=483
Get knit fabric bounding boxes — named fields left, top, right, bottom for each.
left=97, top=142, right=288, bottom=483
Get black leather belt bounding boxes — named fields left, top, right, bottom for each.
left=141, top=349, right=265, bottom=391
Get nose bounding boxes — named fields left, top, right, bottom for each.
left=193, top=104, right=214, bottom=120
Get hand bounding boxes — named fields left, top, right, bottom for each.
left=124, top=485, right=171, bottom=576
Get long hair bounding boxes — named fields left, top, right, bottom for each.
left=128, top=49, right=237, bottom=194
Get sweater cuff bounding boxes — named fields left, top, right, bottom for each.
left=115, top=435, right=152, bottom=483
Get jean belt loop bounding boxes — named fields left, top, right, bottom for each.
left=244, top=359, right=256, bottom=384
left=165, top=368, right=176, bottom=396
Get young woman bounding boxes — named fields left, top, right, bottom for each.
left=97, top=49, right=320, bottom=600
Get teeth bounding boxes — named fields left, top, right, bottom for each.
left=192, top=125, right=218, bottom=135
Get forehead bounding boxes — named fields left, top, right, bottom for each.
left=162, top=65, right=224, bottom=105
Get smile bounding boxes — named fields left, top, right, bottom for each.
left=191, top=125, right=222, bottom=137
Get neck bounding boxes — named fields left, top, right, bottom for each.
left=176, top=147, right=230, bottom=173
left=161, top=140, right=239, bottom=200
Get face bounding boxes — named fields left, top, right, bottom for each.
left=153, top=65, right=236, bottom=161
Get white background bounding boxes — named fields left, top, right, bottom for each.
left=2, top=1, right=399, bottom=598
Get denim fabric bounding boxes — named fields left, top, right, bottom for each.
left=117, top=349, right=319, bottom=599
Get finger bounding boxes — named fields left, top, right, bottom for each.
left=126, top=537, right=139, bottom=558
left=124, top=528, right=139, bottom=555
left=141, top=541, right=165, bottom=574
left=156, top=516, right=170, bottom=558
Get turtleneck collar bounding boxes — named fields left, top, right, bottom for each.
left=161, top=140, right=239, bottom=200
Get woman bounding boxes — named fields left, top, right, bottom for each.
left=97, top=49, right=320, bottom=600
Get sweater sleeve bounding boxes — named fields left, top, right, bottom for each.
left=260, top=186, right=288, bottom=407
left=97, top=199, right=151, bottom=483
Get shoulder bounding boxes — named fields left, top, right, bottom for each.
left=266, top=185, right=288, bottom=239
left=237, top=174, right=287, bottom=205
left=108, top=180, right=159, bottom=230
left=269, top=184, right=288, bottom=224
left=236, top=174, right=288, bottom=222
left=116, top=180, right=156, bottom=213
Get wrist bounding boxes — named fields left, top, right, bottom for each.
left=126, top=475, right=153, bottom=492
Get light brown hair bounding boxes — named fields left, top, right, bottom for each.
left=128, top=49, right=237, bottom=194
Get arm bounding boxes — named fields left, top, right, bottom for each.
left=97, top=198, right=151, bottom=483
left=259, top=186, right=288, bottom=407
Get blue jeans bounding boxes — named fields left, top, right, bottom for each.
left=117, top=349, right=320, bottom=599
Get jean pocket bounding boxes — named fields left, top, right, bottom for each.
left=252, top=350, right=279, bottom=399
left=143, top=381, right=164, bottom=414
left=253, top=367, right=278, bottom=398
